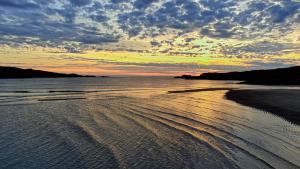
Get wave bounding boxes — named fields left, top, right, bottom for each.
left=0, top=84, right=299, bottom=168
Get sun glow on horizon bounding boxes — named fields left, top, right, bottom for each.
left=0, top=0, right=300, bottom=75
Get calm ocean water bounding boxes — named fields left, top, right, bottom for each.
left=0, top=77, right=299, bottom=169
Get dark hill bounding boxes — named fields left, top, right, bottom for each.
left=0, top=66, right=93, bottom=79
left=176, top=66, right=300, bottom=85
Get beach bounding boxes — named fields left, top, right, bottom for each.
left=226, top=89, right=300, bottom=125
left=0, top=77, right=299, bottom=168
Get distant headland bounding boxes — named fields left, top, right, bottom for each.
left=0, top=66, right=95, bottom=79
left=176, top=66, right=300, bottom=85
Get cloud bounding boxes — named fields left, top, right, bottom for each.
left=0, top=0, right=299, bottom=56
left=0, top=0, right=39, bottom=9
left=133, top=0, right=158, bottom=9
left=221, top=41, right=300, bottom=58
left=268, top=1, right=300, bottom=23
left=69, top=0, right=92, bottom=7
left=115, top=0, right=300, bottom=40
left=246, top=60, right=298, bottom=69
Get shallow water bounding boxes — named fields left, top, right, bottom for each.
left=0, top=77, right=299, bottom=169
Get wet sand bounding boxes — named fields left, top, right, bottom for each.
left=226, top=89, right=300, bottom=125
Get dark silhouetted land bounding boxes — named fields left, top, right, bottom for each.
left=0, top=66, right=94, bottom=79
left=168, top=88, right=237, bottom=93
left=176, top=66, right=300, bottom=85
left=226, top=89, right=300, bottom=124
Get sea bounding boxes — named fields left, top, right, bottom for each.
left=0, top=77, right=299, bottom=169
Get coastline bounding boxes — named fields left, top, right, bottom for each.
left=176, top=66, right=300, bottom=86
left=225, top=89, right=300, bottom=125
left=0, top=66, right=95, bottom=79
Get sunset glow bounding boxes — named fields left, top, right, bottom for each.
left=0, top=0, right=300, bottom=75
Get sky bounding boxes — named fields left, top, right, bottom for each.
left=0, top=0, right=300, bottom=76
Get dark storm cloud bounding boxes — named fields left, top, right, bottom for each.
left=0, top=0, right=299, bottom=48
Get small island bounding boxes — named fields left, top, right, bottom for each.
left=176, top=66, right=300, bottom=85
left=0, top=66, right=94, bottom=79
